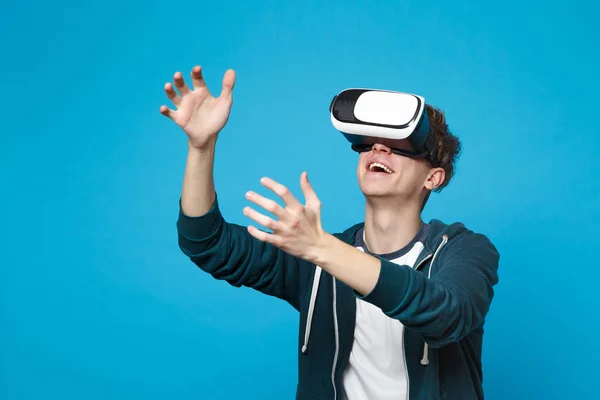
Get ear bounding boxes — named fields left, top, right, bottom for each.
left=424, top=167, right=446, bottom=191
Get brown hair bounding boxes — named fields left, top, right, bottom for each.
left=422, top=105, right=462, bottom=207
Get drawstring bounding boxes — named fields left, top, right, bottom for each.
left=421, top=343, right=429, bottom=366
left=421, top=234, right=448, bottom=366
left=302, top=266, right=323, bottom=353
left=302, top=235, right=449, bottom=363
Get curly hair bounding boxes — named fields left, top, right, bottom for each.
left=422, top=105, right=462, bottom=208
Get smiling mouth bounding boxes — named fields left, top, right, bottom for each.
left=368, top=162, right=394, bottom=174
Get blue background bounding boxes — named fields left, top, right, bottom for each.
left=1, top=0, right=598, bottom=399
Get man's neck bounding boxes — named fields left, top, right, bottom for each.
left=363, top=197, right=423, bottom=254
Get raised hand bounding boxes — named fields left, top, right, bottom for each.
left=243, top=172, right=328, bottom=263
left=160, top=66, right=236, bottom=149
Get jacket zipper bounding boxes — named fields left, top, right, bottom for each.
left=402, top=252, right=433, bottom=399
left=401, top=331, right=410, bottom=400
left=331, top=278, right=340, bottom=399
left=330, top=244, right=438, bottom=399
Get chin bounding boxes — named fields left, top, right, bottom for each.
left=358, top=179, right=395, bottom=198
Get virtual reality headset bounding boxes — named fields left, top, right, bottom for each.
left=329, top=88, right=436, bottom=162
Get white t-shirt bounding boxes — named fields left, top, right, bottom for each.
left=342, top=225, right=428, bottom=400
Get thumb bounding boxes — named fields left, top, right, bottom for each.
left=300, top=172, right=320, bottom=208
left=219, top=69, right=236, bottom=99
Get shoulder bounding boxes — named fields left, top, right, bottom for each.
left=332, top=222, right=364, bottom=244
left=426, top=218, right=500, bottom=261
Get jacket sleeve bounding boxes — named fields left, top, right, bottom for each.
left=357, top=232, right=500, bottom=348
left=176, top=195, right=304, bottom=310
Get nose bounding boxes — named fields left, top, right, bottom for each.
left=372, top=143, right=392, bottom=154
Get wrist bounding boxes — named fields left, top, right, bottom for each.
left=309, top=232, right=382, bottom=295
left=310, top=232, right=336, bottom=266
left=188, top=136, right=217, bottom=155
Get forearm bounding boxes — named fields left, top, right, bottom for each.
left=181, top=138, right=217, bottom=217
left=314, top=234, right=381, bottom=296
left=177, top=187, right=304, bottom=308
left=314, top=234, right=466, bottom=344
left=313, top=232, right=499, bottom=346
left=176, top=135, right=304, bottom=307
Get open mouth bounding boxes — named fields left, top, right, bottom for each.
left=368, top=162, right=394, bottom=174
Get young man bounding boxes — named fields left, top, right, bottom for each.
left=160, top=65, right=500, bottom=400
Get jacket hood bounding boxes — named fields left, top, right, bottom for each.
left=336, top=218, right=469, bottom=252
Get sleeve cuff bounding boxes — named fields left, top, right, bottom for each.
left=355, top=258, right=411, bottom=313
left=176, top=194, right=224, bottom=241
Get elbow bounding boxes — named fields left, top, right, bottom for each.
left=177, top=218, right=224, bottom=260
left=418, top=311, right=463, bottom=348
left=421, top=298, right=489, bottom=348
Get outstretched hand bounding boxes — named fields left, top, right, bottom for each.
left=160, top=65, right=236, bottom=149
left=244, top=172, right=330, bottom=263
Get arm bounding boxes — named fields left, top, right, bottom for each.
left=315, top=231, right=499, bottom=347
left=236, top=148, right=498, bottom=345
left=177, top=144, right=303, bottom=308
left=161, top=65, right=304, bottom=309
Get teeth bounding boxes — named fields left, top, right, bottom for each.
left=369, top=162, right=393, bottom=173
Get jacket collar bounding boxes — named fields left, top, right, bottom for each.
left=336, top=218, right=468, bottom=263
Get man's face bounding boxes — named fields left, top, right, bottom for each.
left=356, top=141, right=435, bottom=202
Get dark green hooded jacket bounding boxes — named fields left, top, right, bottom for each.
left=177, top=196, right=500, bottom=399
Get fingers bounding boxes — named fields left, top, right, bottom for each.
left=173, top=71, right=191, bottom=96
left=243, top=206, right=280, bottom=231
left=163, top=66, right=232, bottom=100
left=247, top=225, right=278, bottom=245
left=159, top=105, right=175, bottom=120
left=260, top=177, right=303, bottom=210
left=219, top=69, right=236, bottom=99
left=161, top=65, right=233, bottom=119
left=300, top=172, right=321, bottom=209
left=191, top=65, right=206, bottom=90
left=162, top=71, right=190, bottom=112
left=245, top=190, right=287, bottom=219
left=164, top=82, right=181, bottom=106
